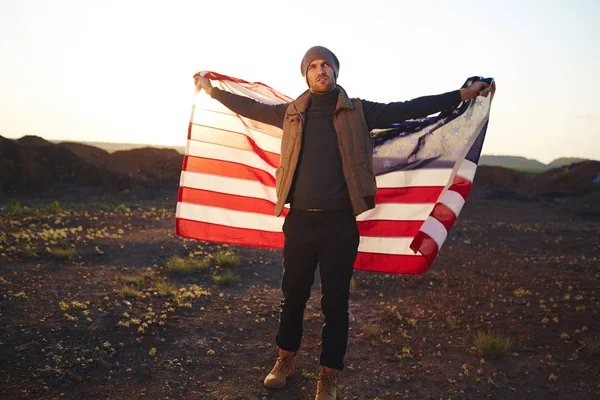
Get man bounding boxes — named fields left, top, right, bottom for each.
left=194, top=46, right=491, bottom=399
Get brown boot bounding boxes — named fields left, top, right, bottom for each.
left=315, top=366, right=337, bottom=400
left=263, top=349, right=295, bottom=389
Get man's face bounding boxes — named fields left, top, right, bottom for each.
left=306, top=59, right=336, bottom=93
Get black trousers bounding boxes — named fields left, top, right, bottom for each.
left=275, top=208, right=359, bottom=370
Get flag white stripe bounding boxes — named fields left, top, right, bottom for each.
left=419, top=217, right=448, bottom=251
left=456, top=159, right=477, bottom=182
left=190, top=113, right=282, bottom=154
left=176, top=202, right=285, bottom=232
left=438, top=190, right=466, bottom=216
left=180, top=171, right=278, bottom=203
left=185, top=141, right=277, bottom=175
left=376, top=168, right=453, bottom=188
left=356, top=203, right=433, bottom=222
left=358, top=236, right=422, bottom=256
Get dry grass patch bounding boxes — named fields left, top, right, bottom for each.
left=121, top=269, right=155, bottom=286
left=166, top=256, right=211, bottom=275
left=122, top=286, right=142, bottom=299
left=580, top=335, right=600, bottom=356
left=155, top=281, right=178, bottom=296
left=474, top=332, right=512, bottom=359
left=48, top=247, right=76, bottom=260
left=212, top=250, right=240, bottom=269
left=362, top=323, right=382, bottom=338
left=212, top=270, right=240, bottom=286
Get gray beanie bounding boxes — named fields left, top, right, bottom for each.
left=300, top=46, right=340, bottom=78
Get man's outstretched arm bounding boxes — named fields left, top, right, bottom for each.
left=363, top=81, right=493, bottom=130
left=194, top=73, right=288, bottom=129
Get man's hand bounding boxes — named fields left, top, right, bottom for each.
left=460, top=80, right=495, bottom=101
left=193, top=73, right=213, bottom=96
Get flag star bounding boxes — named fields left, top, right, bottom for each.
left=452, top=109, right=460, bottom=115
left=441, top=137, right=448, bottom=145
left=439, top=118, right=446, bottom=124
left=396, top=148, right=404, bottom=155
left=373, top=149, right=379, bottom=156
left=430, top=151, right=437, bottom=158
left=464, top=114, right=472, bottom=121
left=385, top=139, right=392, bottom=145
left=452, top=126, right=460, bottom=134
left=476, top=99, right=483, bottom=107
left=383, top=159, right=392, bottom=168
left=408, top=155, right=416, bottom=163
left=410, top=136, right=418, bottom=144
left=453, top=148, right=461, bottom=155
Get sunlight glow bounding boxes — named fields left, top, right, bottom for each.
left=0, top=0, right=598, bottom=163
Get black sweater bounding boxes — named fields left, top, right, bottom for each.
left=211, top=86, right=461, bottom=210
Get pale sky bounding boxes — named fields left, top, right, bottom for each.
left=0, top=0, right=598, bottom=164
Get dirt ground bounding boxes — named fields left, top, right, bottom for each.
left=0, top=195, right=598, bottom=400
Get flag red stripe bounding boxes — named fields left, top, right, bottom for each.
left=182, top=156, right=276, bottom=187
left=354, top=252, right=430, bottom=274
left=357, top=220, right=422, bottom=237
left=188, top=124, right=280, bottom=167
left=429, top=203, right=457, bottom=232
left=376, top=186, right=443, bottom=204
left=176, top=218, right=285, bottom=248
left=178, top=187, right=289, bottom=216
left=448, top=175, right=473, bottom=199
left=410, top=232, right=439, bottom=267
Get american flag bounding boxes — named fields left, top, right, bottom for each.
left=176, top=71, right=494, bottom=274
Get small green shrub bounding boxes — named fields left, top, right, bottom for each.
left=212, top=250, right=240, bottom=269
left=3, top=201, right=31, bottom=215
left=166, top=256, right=211, bottom=275
left=42, top=201, right=61, bottom=215
left=48, top=247, right=76, bottom=260
left=156, top=281, right=178, bottom=296
left=122, top=286, right=142, bottom=299
left=362, top=323, right=382, bottom=338
left=580, top=335, right=600, bottom=356
left=121, top=269, right=155, bottom=286
left=23, top=244, right=36, bottom=257
left=212, top=270, right=240, bottom=286
left=115, top=203, right=130, bottom=213
left=301, top=371, right=315, bottom=380
left=474, top=332, right=512, bottom=359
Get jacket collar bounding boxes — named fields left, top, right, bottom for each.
left=290, top=85, right=354, bottom=115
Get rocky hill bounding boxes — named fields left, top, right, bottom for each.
left=0, top=136, right=183, bottom=198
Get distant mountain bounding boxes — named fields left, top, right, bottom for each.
left=51, top=140, right=186, bottom=154
left=547, top=157, right=590, bottom=169
left=480, top=155, right=591, bottom=171
left=480, top=155, right=546, bottom=170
